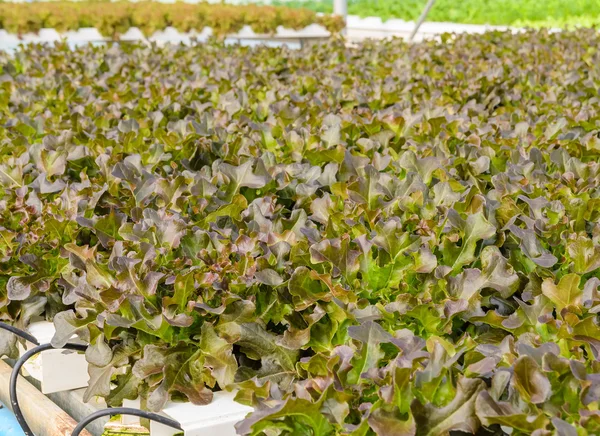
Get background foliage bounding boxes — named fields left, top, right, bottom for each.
left=0, top=2, right=343, bottom=37
left=2, top=29, right=600, bottom=435
left=274, top=0, right=600, bottom=28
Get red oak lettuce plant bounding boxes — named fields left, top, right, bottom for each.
left=1, top=31, right=600, bottom=435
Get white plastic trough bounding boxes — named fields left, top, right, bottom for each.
left=344, top=14, right=511, bottom=42
left=20, top=321, right=89, bottom=395
left=63, top=27, right=105, bottom=45
left=0, top=19, right=533, bottom=53
left=19, top=321, right=254, bottom=435
left=120, top=27, right=147, bottom=42
left=150, top=391, right=253, bottom=436
left=150, top=26, right=192, bottom=44
left=21, top=28, right=62, bottom=44
left=0, top=23, right=331, bottom=51
left=0, top=30, right=20, bottom=45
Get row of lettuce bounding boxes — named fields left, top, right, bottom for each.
left=276, top=0, right=600, bottom=28
left=3, top=30, right=600, bottom=435
left=0, top=2, right=344, bottom=37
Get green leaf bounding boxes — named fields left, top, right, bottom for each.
left=372, top=220, right=420, bottom=260
left=310, top=236, right=361, bottom=282
left=479, top=245, right=520, bottom=297
left=476, top=391, right=549, bottom=432
left=7, top=275, right=45, bottom=301
left=541, top=274, right=582, bottom=311
left=512, top=355, right=551, bottom=404
left=85, top=334, right=112, bottom=367
left=288, top=266, right=331, bottom=310
left=412, top=377, right=485, bottom=436
left=51, top=309, right=97, bottom=348
left=217, top=322, right=298, bottom=374
left=448, top=210, right=496, bottom=272
left=199, top=323, right=238, bottom=389
left=348, top=165, right=385, bottom=210
left=134, top=344, right=213, bottom=411
left=170, top=350, right=214, bottom=407
left=237, top=390, right=334, bottom=436
left=567, top=235, right=600, bottom=274
left=368, top=407, right=416, bottom=436
left=347, top=321, right=393, bottom=384
left=106, top=372, right=142, bottom=407
left=255, top=268, right=284, bottom=286
left=220, top=160, right=271, bottom=201
left=0, top=329, right=18, bottom=359
left=84, top=341, right=139, bottom=403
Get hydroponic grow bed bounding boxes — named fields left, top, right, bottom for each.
left=1, top=29, right=600, bottom=435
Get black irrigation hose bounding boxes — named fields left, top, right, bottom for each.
left=0, top=322, right=40, bottom=346
left=71, top=407, right=183, bottom=436
left=0, top=322, right=183, bottom=436
left=10, top=342, right=88, bottom=436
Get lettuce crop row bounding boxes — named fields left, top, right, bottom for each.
left=0, top=2, right=343, bottom=38
left=2, top=31, right=600, bottom=435
left=275, top=0, right=600, bottom=29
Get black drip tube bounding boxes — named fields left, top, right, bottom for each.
left=0, top=323, right=183, bottom=436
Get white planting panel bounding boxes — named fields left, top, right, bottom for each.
left=20, top=321, right=89, bottom=394
left=150, top=391, right=253, bottom=436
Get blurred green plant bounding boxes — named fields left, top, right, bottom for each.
left=0, top=1, right=344, bottom=37
left=273, top=0, right=600, bottom=27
